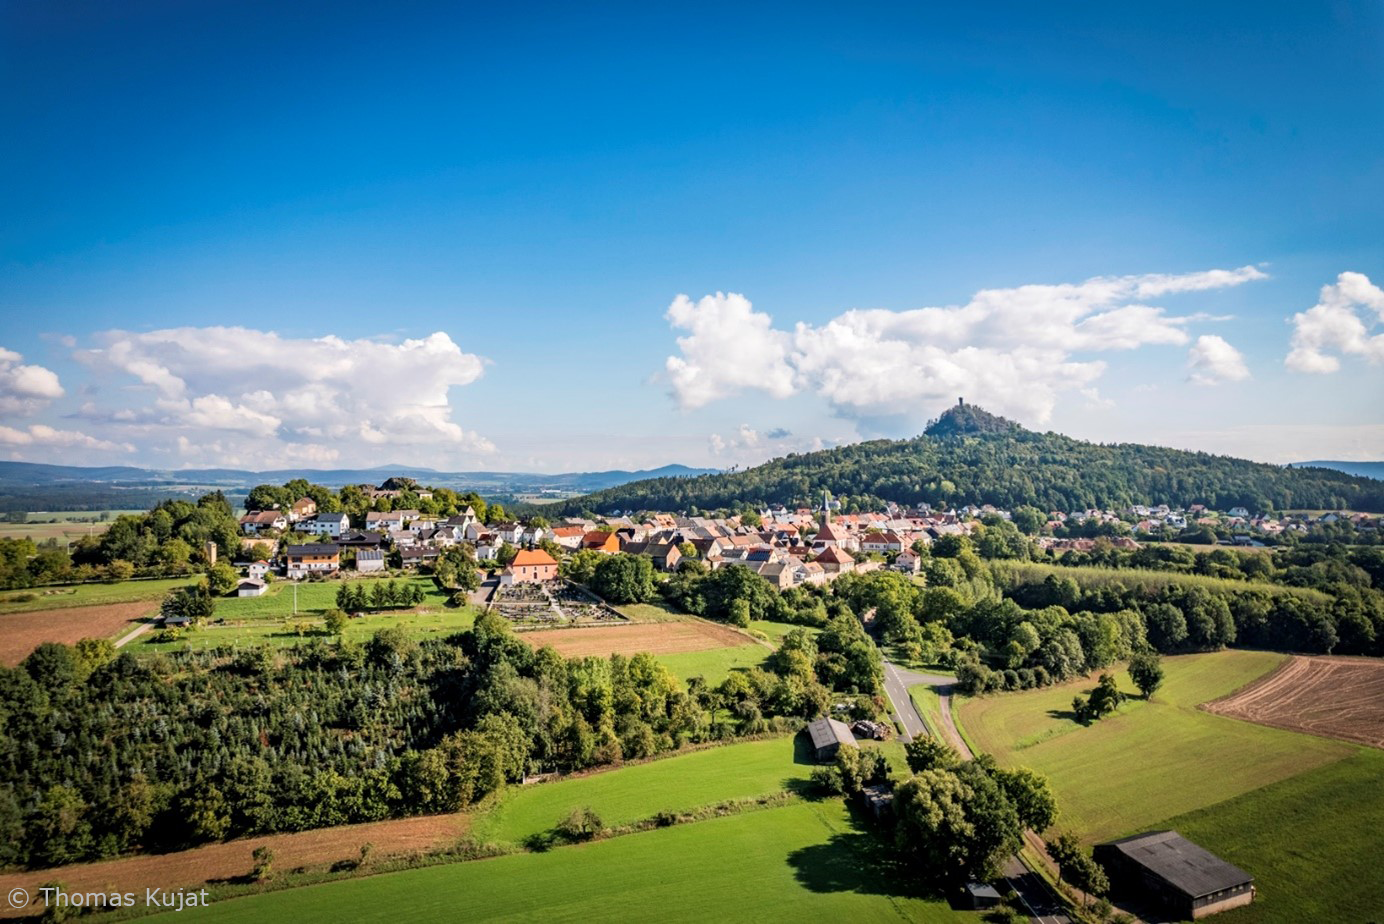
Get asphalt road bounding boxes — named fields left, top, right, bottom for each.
left=880, top=658, right=1071, bottom=924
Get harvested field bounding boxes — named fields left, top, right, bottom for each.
left=1205, top=655, right=1384, bottom=748
left=0, top=813, right=469, bottom=920
left=0, top=601, right=156, bottom=666
left=520, top=619, right=754, bottom=658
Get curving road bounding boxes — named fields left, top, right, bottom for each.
left=881, top=658, right=1071, bottom=924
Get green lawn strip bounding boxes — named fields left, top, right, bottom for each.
left=213, top=576, right=449, bottom=621
left=907, top=685, right=943, bottom=738
left=136, top=607, right=478, bottom=653
left=150, top=801, right=968, bottom=924
left=616, top=602, right=688, bottom=623
left=472, top=737, right=812, bottom=845
left=0, top=577, right=196, bottom=615
left=957, top=650, right=1354, bottom=843
left=749, top=620, right=822, bottom=644
left=1157, top=748, right=1384, bottom=924
left=654, top=644, right=771, bottom=686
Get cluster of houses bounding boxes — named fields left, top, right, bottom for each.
left=1061, top=503, right=1378, bottom=545
left=235, top=487, right=1378, bottom=595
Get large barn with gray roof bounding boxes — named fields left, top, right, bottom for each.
left=1094, top=830, right=1254, bottom=919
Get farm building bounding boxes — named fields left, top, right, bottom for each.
left=806, top=717, right=857, bottom=761
left=964, top=882, right=1001, bottom=911
left=860, top=784, right=893, bottom=819
left=235, top=578, right=268, bottom=597
left=1094, top=830, right=1254, bottom=919
left=355, top=549, right=386, bottom=573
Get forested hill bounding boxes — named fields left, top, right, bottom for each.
left=561, top=406, right=1384, bottom=515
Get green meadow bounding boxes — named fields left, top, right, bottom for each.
left=152, top=800, right=970, bottom=924
left=136, top=605, right=479, bottom=653
left=654, top=644, right=770, bottom=685
left=213, top=575, right=450, bottom=621
left=472, top=737, right=812, bottom=845
left=955, top=650, right=1354, bottom=842
left=1166, top=747, right=1384, bottom=924
left=0, top=577, right=195, bottom=615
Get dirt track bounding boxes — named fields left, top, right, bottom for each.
left=0, top=813, right=469, bottom=919
left=1205, top=655, right=1384, bottom=748
left=520, top=620, right=753, bottom=657
left=0, top=601, right=156, bottom=666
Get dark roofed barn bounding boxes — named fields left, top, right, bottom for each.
left=1094, top=830, right=1254, bottom=919
left=806, top=717, right=857, bottom=762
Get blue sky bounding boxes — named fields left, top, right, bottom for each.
left=1, top=1, right=1381, bottom=472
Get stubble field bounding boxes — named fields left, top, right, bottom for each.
left=1202, top=654, right=1384, bottom=748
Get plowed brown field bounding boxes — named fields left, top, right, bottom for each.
left=0, top=601, right=155, bottom=666
left=0, top=813, right=469, bottom=919
left=1204, top=655, right=1384, bottom=748
left=520, top=619, right=756, bottom=657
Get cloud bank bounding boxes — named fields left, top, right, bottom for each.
left=664, top=266, right=1265, bottom=423
left=1285, top=271, right=1384, bottom=374
left=67, top=327, right=493, bottom=467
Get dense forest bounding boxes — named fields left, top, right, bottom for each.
left=558, top=405, right=1384, bottom=515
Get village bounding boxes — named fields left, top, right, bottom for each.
left=230, top=483, right=1378, bottom=598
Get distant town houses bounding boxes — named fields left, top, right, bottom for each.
left=231, top=476, right=1375, bottom=595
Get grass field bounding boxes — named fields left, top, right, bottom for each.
left=472, top=737, right=811, bottom=845
left=655, top=644, right=770, bottom=685
left=0, top=577, right=195, bottom=615
left=908, top=685, right=945, bottom=739
left=749, top=620, right=820, bottom=644
left=136, top=606, right=479, bottom=653
left=1163, top=748, right=1384, bottom=924
left=213, top=576, right=450, bottom=621
left=616, top=602, right=689, bottom=623
left=957, top=651, right=1355, bottom=842
left=153, top=800, right=969, bottom=924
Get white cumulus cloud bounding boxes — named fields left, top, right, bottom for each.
left=0, top=424, right=132, bottom=453
left=1285, top=272, right=1384, bottom=374
left=71, top=327, right=494, bottom=466
left=0, top=347, right=65, bottom=415
left=665, top=293, right=796, bottom=409
left=663, top=266, right=1265, bottom=424
left=1187, top=335, right=1250, bottom=385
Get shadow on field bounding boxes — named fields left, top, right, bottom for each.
left=786, top=807, right=935, bottom=900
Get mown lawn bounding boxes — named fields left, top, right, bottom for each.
left=137, top=606, right=478, bottom=653
left=749, top=620, right=822, bottom=644
left=0, top=577, right=195, bottom=615
left=1162, top=748, right=1384, bottom=924
left=154, top=801, right=969, bottom=924
left=655, top=644, right=770, bottom=685
left=616, top=602, right=688, bottom=623
left=214, top=575, right=450, bottom=621
left=472, top=737, right=813, bottom=845
left=957, top=650, right=1354, bottom=842
left=908, top=685, right=945, bottom=739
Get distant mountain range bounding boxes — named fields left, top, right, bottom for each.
left=0, top=461, right=717, bottom=512
left=1294, top=460, right=1384, bottom=481
left=556, top=405, right=1384, bottom=515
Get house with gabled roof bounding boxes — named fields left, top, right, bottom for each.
left=501, top=548, right=559, bottom=585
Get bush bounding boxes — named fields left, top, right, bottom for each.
left=556, top=806, right=603, bottom=842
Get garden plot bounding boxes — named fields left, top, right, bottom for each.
left=488, top=581, right=626, bottom=627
